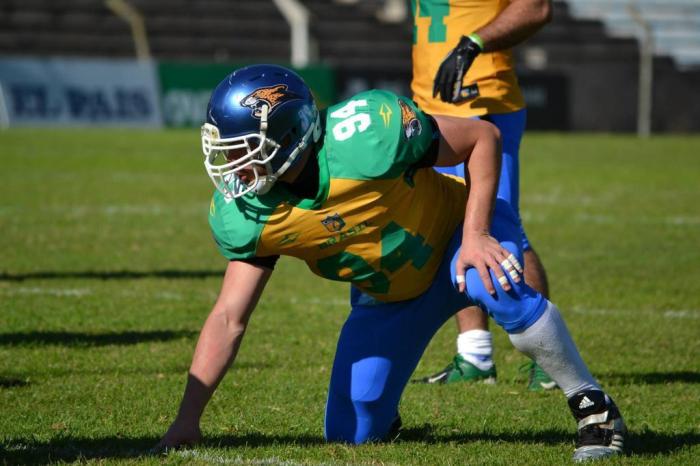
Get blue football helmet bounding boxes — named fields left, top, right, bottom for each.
left=201, top=64, right=321, bottom=198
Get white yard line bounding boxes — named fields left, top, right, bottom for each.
left=175, top=450, right=307, bottom=465
left=1, top=286, right=92, bottom=297
left=570, top=307, right=699, bottom=319
left=0, top=203, right=205, bottom=217
left=288, top=296, right=348, bottom=307
left=520, top=211, right=700, bottom=227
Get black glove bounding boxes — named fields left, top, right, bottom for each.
left=433, top=34, right=482, bottom=103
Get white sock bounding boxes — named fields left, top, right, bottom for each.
left=457, top=329, right=494, bottom=371
left=508, top=302, right=600, bottom=398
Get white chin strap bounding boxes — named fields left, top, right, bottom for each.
left=264, top=109, right=322, bottom=189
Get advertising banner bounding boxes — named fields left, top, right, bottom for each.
left=0, top=57, right=162, bottom=127
left=158, top=62, right=336, bottom=127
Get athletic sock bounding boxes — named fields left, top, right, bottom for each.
left=508, top=302, right=600, bottom=397
left=457, top=329, right=494, bottom=371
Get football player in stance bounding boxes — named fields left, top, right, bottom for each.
left=156, top=65, right=625, bottom=461
left=412, top=0, right=556, bottom=391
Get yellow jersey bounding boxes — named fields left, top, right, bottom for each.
left=412, top=0, right=525, bottom=117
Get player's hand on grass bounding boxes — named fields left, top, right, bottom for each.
left=456, top=230, right=522, bottom=295
left=433, top=34, right=482, bottom=103
left=153, top=418, right=202, bottom=453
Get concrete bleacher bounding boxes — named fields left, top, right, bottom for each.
left=0, top=0, right=291, bottom=62
left=566, top=0, right=700, bottom=69
left=303, top=0, right=412, bottom=72
left=0, top=0, right=697, bottom=131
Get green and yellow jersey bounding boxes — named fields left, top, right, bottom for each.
left=412, top=0, right=525, bottom=117
left=209, top=90, right=467, bottom=302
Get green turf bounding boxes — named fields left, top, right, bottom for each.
left=1, top=129, right=699, bottom=465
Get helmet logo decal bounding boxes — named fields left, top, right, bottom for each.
left=398, top=100, right=422, bottom=139
left=240, top=84, right=302, bottom=118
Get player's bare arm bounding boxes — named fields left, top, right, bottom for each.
left=156, top=260, right=273, bottom=450
left=476, top=0, right=552, bottom=52
left=432, top=115, right=522, bottom=294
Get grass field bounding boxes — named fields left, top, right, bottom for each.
left=1, top=129, right=699, bottom=465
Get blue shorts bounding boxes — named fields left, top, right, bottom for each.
left=435, top=109, right=531, bottom=251
left=325, top=199, right=547, bottom=444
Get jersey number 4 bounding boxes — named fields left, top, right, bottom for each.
left=413, top=0, right=449, bottom=43
left=330, top=99, right=370, bottom=142
left=317, top=221, right=433, bottom=294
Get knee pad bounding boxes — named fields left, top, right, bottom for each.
left=464, top=267, right=545, bottom=333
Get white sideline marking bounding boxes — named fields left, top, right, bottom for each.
left=288, top=296, right=347, bottom=307
left=667, top=216, right=700, bottom=225
left=2, top=286, right=91, bottom=297
left=151, top=291, right=183, bottom=300
left=1, top=287, right=212, bottom=301
left=0, top=203, right=204, bottom=217
left=575, top=213, right=700, bottom=226
left=3, top=288, right=695, bottom=320
left=519, top=211, right=700, bottom=227
left=175, top=450, right=304, bottom=465
left=663, top=310, right=700, bottom=319
left=571, top=307, right=699, bottom=319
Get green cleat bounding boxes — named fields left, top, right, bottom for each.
left=521, top=361, right=558, bottom=392
left=415, top=354, right=496, bottom=384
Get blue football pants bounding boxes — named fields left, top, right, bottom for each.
left=325, top=199, right=547, bottom=444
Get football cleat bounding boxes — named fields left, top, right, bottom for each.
left=520, top=361, right=558, bottom=392
left=385, top=414, right=402, bottom=441
left=568, top=390, right=626, bottom=462
left=414, top=354, right=496, bottom=384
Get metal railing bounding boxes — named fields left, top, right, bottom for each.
left=628, top=3, right=654, bottom=137
left=272, top=0, right=314, bottom=67
left=105, top=0, right=151, bottom=62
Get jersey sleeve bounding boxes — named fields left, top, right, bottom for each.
left=323, top=90, right=438, bottom=180
left=392, top=94, right=439, bottom=170
left=208, top=192, right=266, bottom=261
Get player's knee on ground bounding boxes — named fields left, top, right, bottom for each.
left=325, top=384, right=398, bottom=442
left=325, top=352, right=401, bottom=444
left=324, top=400, right=397, bottom=444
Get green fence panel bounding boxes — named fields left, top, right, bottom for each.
left=158, top=62, right=336, bottom=127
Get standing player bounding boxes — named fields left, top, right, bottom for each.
left=156, top=64, right=625, bottom=461
left=412, top=0, right=556, bottom=389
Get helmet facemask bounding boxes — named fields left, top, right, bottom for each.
left=202, top=104, right=320, bottom=199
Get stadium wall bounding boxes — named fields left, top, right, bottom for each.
left=0, top=57, right=162, bottom=128
left=0, top=57, right=335, bottom=128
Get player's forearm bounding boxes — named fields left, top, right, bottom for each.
left=176, top=308, right=248, bottom=422
left=475, top=0, right=552, bottom=52
left=462, top=127, right=502, bottom=236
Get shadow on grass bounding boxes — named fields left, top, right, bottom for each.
left=2, top=428, right=698, bottom=463
left=600, top=371, right=700, bottom=385
left=627, top=429, right=700, bottom=456
left=397, top=425, right=700, bottom=457
left=397, top=424, right=572, bottom=444
left=0, top=433, right=323, bottom=465
left=0, top=330, right=197, bottom=347
left=0, top=377, right=29, bottom=388
left=0, top=269, right=222, bottom=282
